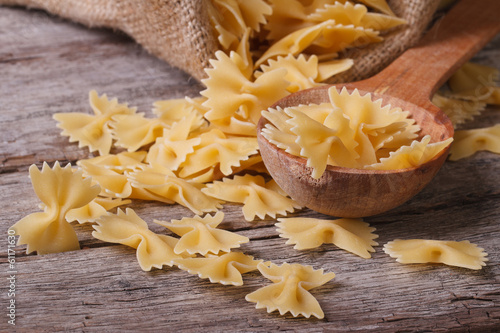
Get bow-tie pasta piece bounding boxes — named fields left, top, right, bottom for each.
left=177, top=129, right=259, bottom=180
left=201, top=50, right=289, bottom=125
left=262, top=0, right=311, bottom=42
left=264, top=0, right=399, bottom=42
left=174, top=251, right=263, bottom=286
left=432, top=93, right=486, bottom=127
left=78, top=159, right=134, bottom=199
left=53, top=90, right=136, bottom=155
left=285, top=106, right=359, bottom=176
left=209, top=111, right=259, bottom=137
left=261, top=124, right=301, bottom=156
left=146, top=114, right=203, bottom=171
left=110, top=113, right=166, bottom=152
left=448, top=62, right=499, bottom=103
left=328, top=87, right=419, bottom=159
left=276, top=217, right=378, bottom=258
left=256, top=54, right=353, bottom=93
left=153, top=96, right=209, bottom=121
left=93, top=208, right=187, bottom=271
left=357, top=0, right=396, bottom=16
left=208, top=0, right=271, bottom=51
left=202, top=174, right=301, bottom=221
left=255, top=20, right=333, bottom=68
left=309, top=1, right=405, bottom=31
left=246, top=262, right=335, bottom=319
left=256, top=20, right=381, bottom=68
left=448, top=124, right=500, bottom=161
left=9, top=162, right=100, bottom=254
left=66, top=197, right=131, bottom=224
left=307, top=23, right=382, bottom=55
left=261, top=105, right=324, bottom=156
left=128, top=163, right=222, bottom=215
left=383, top=239, right=488, bottom=270
left=154, top=211, right=249, bottom=256
left=432, top=62, right=500, bottom=126
left=81, top=151, right=147, bottom=172
left=111, top=98, right=206, bottom=153
left=366, top=135, right=454, bottom=170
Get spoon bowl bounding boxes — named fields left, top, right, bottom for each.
left=257, top=0, right=500, bottom=217
left=257, top=86, right=453, bottom=217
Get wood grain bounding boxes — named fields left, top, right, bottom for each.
left=1, top=6, right=499, bottom=332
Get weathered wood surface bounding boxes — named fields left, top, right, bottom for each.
left=1, top=6, right=499, bottom=333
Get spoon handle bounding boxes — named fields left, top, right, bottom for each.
left=355, top=0, right=500, bottom=108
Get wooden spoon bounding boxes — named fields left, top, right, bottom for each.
left=257, top=0, right=500, bottom=218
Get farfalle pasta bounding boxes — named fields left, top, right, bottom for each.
left=261, top=86, right=451, bottom=178
left=78, top=158, right=135, bottom=198
left=366, top=135, right=454, bottom=170
left=309, top=1, right=404, bottom=30
left=202, top=50, right=290, bottom=125
left=53, top=90, right=136, bottom=155
left=145, top=113, right=203, bottom=171
left=448, top=124, right=500, bottom=161
left=246, top=262, right=335, bottom=319
left=93, top=208, right=187, bottom=271
left=174, top=251, right=263, bottom=286
left=383, top=239, right=488, bottom=270
left=276, top=217, right=378, bottom=258
left=208, top=0, right=272, bottom=51
left=66, top=197, right=130, bottom=224
left=432, top=93, right=485, bottom=126
left=432, top=61, right=500, bottom=126
left=257, top=54, right=353, bottom=93
left=262, top=0, right=401, bottom=43
left=177, top=128, right=259, bottom=180
left=448, top=62, right=499, bottom=103
left=128, top=163, right=222, bottom=215
left=256, top=20, right=382, bottom=67
left=154, top=212, right=249, bottom=256
left=202, top=174, right=301, bottom=221
left=10, top=162, right=100, bottom=254
left=111, top=97, right=206, bottom=152
left=14, top=0, right=495, bottom=322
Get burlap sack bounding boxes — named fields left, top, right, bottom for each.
left=0, top=0, right=440, bottom=83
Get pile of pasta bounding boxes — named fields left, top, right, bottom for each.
left=262, top=86, right=453, bottom=178
left=9, top=0, right=499, bottom=320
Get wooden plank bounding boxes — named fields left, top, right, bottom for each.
left=1, top=5, right=500, bottom=332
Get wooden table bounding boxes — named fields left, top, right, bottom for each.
left=1, top=6, right=499, bottom=332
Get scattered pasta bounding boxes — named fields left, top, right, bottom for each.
left=66, top=197, right=131, bottom=224
left=201, top=50, right=290, bottom=125
left=92, top=208, right=188, bottom=271
left=433, top=61, right=500, bottom=126
left=383, top=239, right=488, bottom=270
left=432, top=92, right=485, bottom=126
left=53, top=90, right=136, bottom=155
left=111, top=97, right=206, bottom=152
left=11, top=0, right=498, bottom=322
left=202, top=174, right=301, bottom=221
left=128, top=163, right=223, bottom=215
left=245, top=262, right=335, bottom=319
left=174, top=251, right=263, bottom=286
left=276, top=217, right=378, bottom=258
left=154, top=211, right=249, bottom=256
left=10, top=162, right=100, bottom=254
left=448, top=124, right=500, bottom=161
left=177, top=128, right=260, bottom=180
